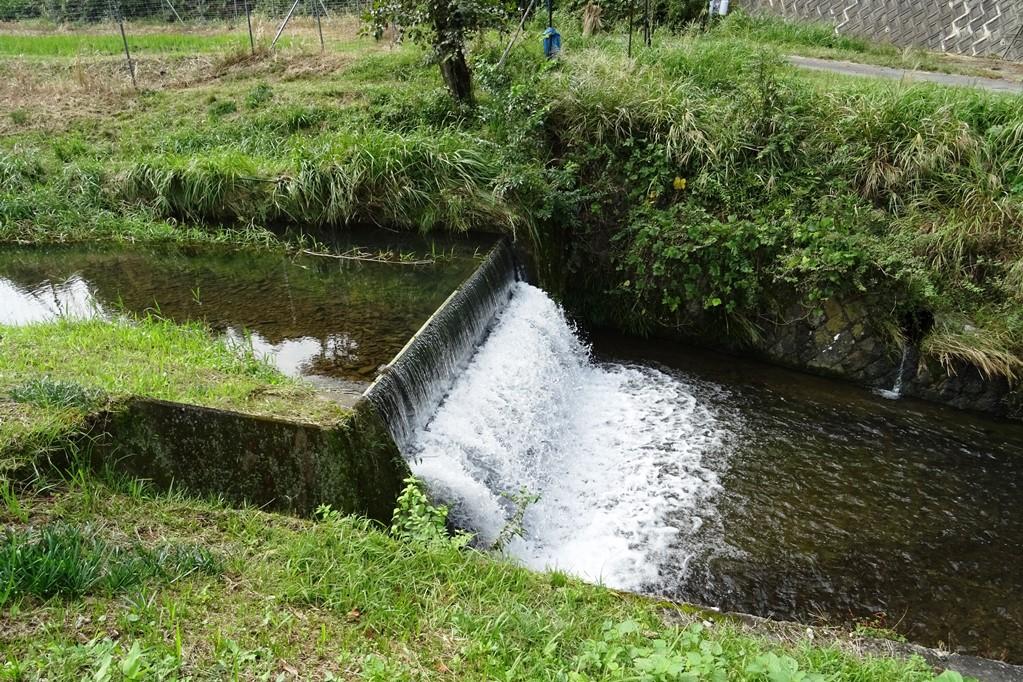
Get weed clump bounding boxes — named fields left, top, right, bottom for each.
left=8, top=377, right=104, bottom=411
left=244, top=82, right=274, bottom=109
left=207, top=99, right=238, bottom=118
left=0, top=523, right=220, bottom=604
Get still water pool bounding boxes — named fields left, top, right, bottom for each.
left=0, top=239, right=484, bottom=400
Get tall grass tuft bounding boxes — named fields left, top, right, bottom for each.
left=922, top=318, right=1023, bottom=381
left=0, top=480, right=29, bottom=523
left=0, top=523, right=221, bottom=605
left=119, top=130, right=521, bottom=233
left=0, top=151, right=45, bottom=191
left=283, top=130, right=518, bottom=233
left=119, top=151, right=271, bottom=223
left=8, top=377, right=104, bottom=411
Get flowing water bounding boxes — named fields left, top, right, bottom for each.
left=877, top=344, right=911, bottom=400
left=5, top=243, right=1021, bottom=661
left=0, top=240, right=485, bottom=400
left=365, top=241, right=517, bottom=449
left=406, top=282, right=1023, bottom=662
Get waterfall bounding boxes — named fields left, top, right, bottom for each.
left=878, top=345, right=911, bottom=400
left=363, top=240, right=517, bottom=450
left=404, top=282, right=725, bottom=592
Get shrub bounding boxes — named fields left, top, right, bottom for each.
left=389, top=477, right=470, bottom=547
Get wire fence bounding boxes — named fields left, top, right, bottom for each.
left=2, top=0, right=371, bottom=24
left=0, top=0, right=374, bottom=90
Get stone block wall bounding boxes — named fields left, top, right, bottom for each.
left=740, top=0, right=1023, bottom=61
left=752, top=298, right=1023, bottom=420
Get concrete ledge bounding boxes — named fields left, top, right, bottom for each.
left=87, top=397, right=410, bottom=522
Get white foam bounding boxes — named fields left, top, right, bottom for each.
left=407, top=283, right=725, bottom=592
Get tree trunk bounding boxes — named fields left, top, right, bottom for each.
left=438, top=47, right=474, bottom=105
left=431, top=0, right=474, bottom=106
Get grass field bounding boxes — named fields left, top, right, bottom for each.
left=0, top=32, right=250, bottom=56
left=0, top=15, right=364, bottom=58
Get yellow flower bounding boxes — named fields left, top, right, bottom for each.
left=673, top=176, right=687, bottom=191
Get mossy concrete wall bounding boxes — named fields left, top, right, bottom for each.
left=89, top=398, right=410, bottom=522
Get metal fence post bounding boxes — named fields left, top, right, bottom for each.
left=313, top=0, right=324, bottom=52
left=164, top=0, right=184, bottom=22
left=114, top=1, right=137, bottom=89
left=244, top=0, right=255, bottom=53
left=272, top=0, right=301, bottom=50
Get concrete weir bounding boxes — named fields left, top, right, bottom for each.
left=364, top=239, right=518, bottom=450
left=79, top=240, right=517, bottom=520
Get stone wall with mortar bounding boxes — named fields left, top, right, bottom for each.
left=740, top=0, right=1023, bottom=61
left=751, top=298, right=1022, bottom=420
left=88, top=398, right=410, bottom=522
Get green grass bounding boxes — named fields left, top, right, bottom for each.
left=0, top=473, right=961, bottom=680
left=0, top=32, right=251, bottom=57
left=0, top=315, right=348, bottom=468
left=0, top=522, right=221, bottom=603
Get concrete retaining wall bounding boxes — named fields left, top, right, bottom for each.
left=741, top=0, right=1023, bottom=61
left=89, top=398, right=410, bottom=522
left=753, top=298, right=1022, bottom=420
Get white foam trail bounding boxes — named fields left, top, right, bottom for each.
left=407, top=283, right=724, bottom=592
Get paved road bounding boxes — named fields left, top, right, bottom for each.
left=788, top=55, right=1023, bottom=95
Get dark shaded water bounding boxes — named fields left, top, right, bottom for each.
left=0, top=239, right=485, bottom=399
left=592, top=331, right=1023, bottom=662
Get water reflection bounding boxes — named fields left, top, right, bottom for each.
left=0, top=243, right=483, bottom=399
left=0, top=275, right=103, bottom=324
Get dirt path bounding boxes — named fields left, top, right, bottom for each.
left=788, top=54, right=1023, bottom=95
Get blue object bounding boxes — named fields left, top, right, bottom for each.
left=543, top=27, right=561, bottom=58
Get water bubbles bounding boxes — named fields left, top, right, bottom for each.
left=406, top=283, right=725, bottom=593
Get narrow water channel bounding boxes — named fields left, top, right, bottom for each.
left=407, top=282, right=1023, bottom=663
left=3, top=246, right=1020, bottom=662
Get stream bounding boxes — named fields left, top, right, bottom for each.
left=2, top=247, right=1021, bottom=661
left=407, top=282, right=1023, bottom=662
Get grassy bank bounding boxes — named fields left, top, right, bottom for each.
left=0, top=467, right=961, bottom=680
left=2, top=13, right=1022, bottom=378
left=0, top=315, right=346, bottom=471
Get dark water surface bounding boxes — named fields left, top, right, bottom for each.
left=0, top=238, right=486, bottom=399
left=592, top=331, right=1023, bottom=662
